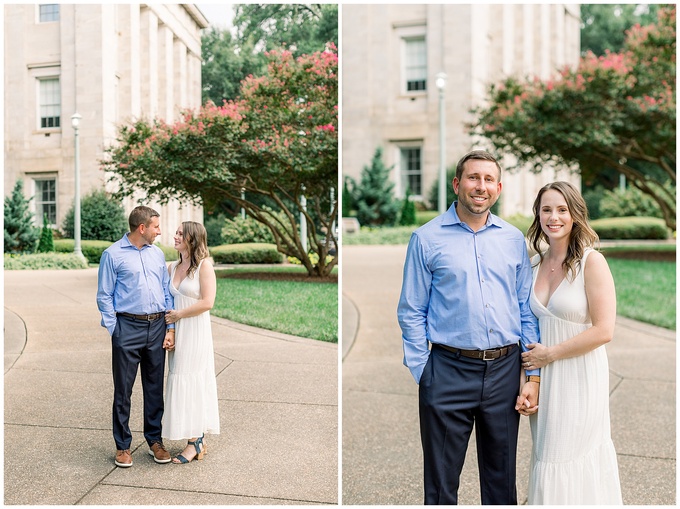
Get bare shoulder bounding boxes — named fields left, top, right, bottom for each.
left=585, top=249, right=608, bottom=268
left=584, top=249, right=613, bottom=282
left=200, top=257, right=215, bottom=273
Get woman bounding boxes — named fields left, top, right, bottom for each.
left=521, top=181, right=622, bottom=504
left=162, top=221, right=220, bottom=464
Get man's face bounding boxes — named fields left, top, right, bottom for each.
left=453, top=159, right=502, bottom=218
left=140, top=216, right=161, bottom=245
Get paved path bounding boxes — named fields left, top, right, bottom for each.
left=4, top=268, right=338, bottom=505
left=342, top=244, right=676, bottom=505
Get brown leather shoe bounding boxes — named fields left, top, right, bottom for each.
left=148, top=442, right=171, bottom=464
left=115, top=449, right=133, bottom=468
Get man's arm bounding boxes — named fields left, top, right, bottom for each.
left=96, top=250, right=117, bottom=336
left=397, top=233, right=432, bottom=384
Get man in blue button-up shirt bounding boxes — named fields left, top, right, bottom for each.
left=97, top=206, right=175, bottom=468
left=398, top=150, right=540, bottom=505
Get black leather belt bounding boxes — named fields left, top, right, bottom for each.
left=435, top=343, right=517, bottom=361
left=117, top=312, right=164, bottom=322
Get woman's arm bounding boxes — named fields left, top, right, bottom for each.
left=165, top=259, right=217, bottom=322
left=522, top=251, right=616, bottom=367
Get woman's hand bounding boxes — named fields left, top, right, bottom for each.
left=165, top=310, right=181, bottom=324
left=522, top=343, right=552, bottom=370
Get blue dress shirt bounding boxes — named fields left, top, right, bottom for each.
left=397, top=202, right=540, bottom=383
left=97, top=233, right=174, bottom=336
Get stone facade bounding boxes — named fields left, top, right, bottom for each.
left=342, top=4, right=582, bottom=217
left=4, top=4, right=208, bottom=246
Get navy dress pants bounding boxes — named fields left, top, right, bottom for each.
left=419, top=344, right=521, bottom=505
left=111, top=315, right=166, bottom=450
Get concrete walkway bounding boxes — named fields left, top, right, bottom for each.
left=342, top=244, right=676, bottom=505
left=4, top=268, right=337, bottom=505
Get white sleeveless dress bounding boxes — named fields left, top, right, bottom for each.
left=527, top=249, right=622, bottom=504
left=162, top=259, right=220, bottom=440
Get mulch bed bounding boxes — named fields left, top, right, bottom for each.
left=602, top=250, right=676, bottom=262
left=217, top=271, right=338, bottom=283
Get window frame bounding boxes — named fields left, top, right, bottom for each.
left=395, top=22, right=428, bottom=96
left=33, top=177, right=58, bottom=227
left=395, top=142, right=424, bottom=200
left=37, top=76, right=61, bottom=131
left=38, top=4, right=59, bottom=23
left=403, top=36, right=427, bottom=93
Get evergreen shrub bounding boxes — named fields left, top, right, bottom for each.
left=62, top=189, right=128, bottom=242
left=210, top=243, right=283, bottom=264
left=4, top=253, right=89, bottom=270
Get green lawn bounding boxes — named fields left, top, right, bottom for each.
left=212, top=267, right=338, bottom=343
left=606, top=258, right=676, bottom=330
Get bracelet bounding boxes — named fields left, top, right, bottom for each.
left=526, top=375, right=540, bottom=384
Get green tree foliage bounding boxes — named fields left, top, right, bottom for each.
left=342, top=176, right=354, bottom=217
left=470, top=6, right=676, bottom=230
left=202, top=4, right=338, bottom=107
left=581, top=4, right=660, bottom=55
left=349, top=147, right=400, bottom=227
left=103, top=47, right=338, bottom=277
left=4, top=180, right=39, bottom=254
left=233, top=4, right=338, bottom=57
left=599, top=184, right=665, bottom=219
left=62, top=189, right=128, bottom=242
left=399, top=188, right=417, bottom=226
left=427, top=165, right=458, bottom=211
left=37, top=213, right=55, bottom=253
left=201, top=27, right=263, bottom=105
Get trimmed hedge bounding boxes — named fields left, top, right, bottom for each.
left=158, top=244, right=179, bottom=261
left=590, top=216, right=670, bottom=240
left=209, top=243, right=283, bottom=264
left=4, top=252, right=89, bottom=270
left=54, top=239, right=112, bottom=264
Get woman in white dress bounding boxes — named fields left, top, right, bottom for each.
left=521, top=181, right=622, bottom=504
left=162, top=221, right=220, bottom=464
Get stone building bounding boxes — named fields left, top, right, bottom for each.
left=342, top=4, right=582, bottom=217
left=4, top=4, right=209, bottom=246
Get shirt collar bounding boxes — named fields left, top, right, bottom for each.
left=441, top=201, right=502, bottom=229
left=121, top=232, right=151, bottom=250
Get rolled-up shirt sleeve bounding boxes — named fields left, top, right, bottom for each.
left=397, top=233, right=432, bottom=384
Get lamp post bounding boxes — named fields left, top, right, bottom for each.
left=71, top=113, right=84, bottom=259
left=435, top=72, right=447, bottom=214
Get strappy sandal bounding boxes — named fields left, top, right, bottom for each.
left=173, top=434, right=206, bottom=464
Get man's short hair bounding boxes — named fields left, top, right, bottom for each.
left=455, top=150, right=502, bottom=181
left=128, top=206, right=160, bottom=232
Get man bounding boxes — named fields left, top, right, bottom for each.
left=397, top=150, right=540, bottom=504
left=97, top=206, right=175, bottom=467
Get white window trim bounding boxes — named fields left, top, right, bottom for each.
left=393, top=141, right=424, bottom=200
left=31, top=176, right=58, bottom=227
left=34, top=74, right=62, bottom=132
left=37, top=4, right=60, bottom=24
left=395, top=23, right=427, bottom=96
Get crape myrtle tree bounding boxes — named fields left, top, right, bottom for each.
left=103, top=46, right=338, bottom=277
left=469, top=6, right=676, bottom=230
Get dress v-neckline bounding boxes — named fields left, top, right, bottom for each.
left=533, top=260, right=567, bottom=310
left=172, top=261, right=189, bottom=291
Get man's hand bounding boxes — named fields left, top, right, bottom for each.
left=516, top=380, right=539, bottom=416
left=163, top=330, right=175, bottom=351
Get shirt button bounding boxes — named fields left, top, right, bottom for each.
left=485, top=304, right=490, bottom=308
left=489, top=329, right=494, bottom=333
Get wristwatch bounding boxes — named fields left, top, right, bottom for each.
left=526, top=375, right=541, bottom=384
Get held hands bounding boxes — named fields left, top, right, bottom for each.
left=516, top=380, right=539, bottom=416
left=521, top=343, right=551, bottom=370
left=163, top=330, right=175, bottom=351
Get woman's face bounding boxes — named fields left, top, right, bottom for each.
left=539, top=189, right=573, bottom=243
left=174, top=226, right=187, bottom=251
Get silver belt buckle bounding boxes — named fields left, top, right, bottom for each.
left=482, top=349, right=496, bottom=361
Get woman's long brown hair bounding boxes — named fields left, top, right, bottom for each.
left=526, top=181, right=599, bottom=282
left=179, top=221, right=210, bottom=278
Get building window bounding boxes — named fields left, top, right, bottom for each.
left=401, top=147, right=422, bottom=196
left=404, top=37, right=427, bottom=92
left=35, top=179, right=57, bottom=226
left=39, top=78, right=61, bottom=128
left=39, top=4, right=59, bottom=23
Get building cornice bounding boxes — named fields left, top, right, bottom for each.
left=184, top=4, right=210, bottom=29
